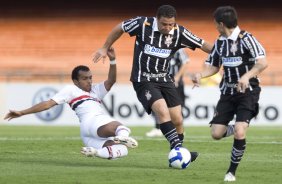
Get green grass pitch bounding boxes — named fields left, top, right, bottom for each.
left=0, top=126, right=281, bottom=184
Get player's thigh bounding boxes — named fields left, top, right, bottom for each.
left=97, top=121, right=122, bottom=138
left=236, top=87, right=261, bottom=123
left=132, top=82, right=163, bottom=114
left=160, top=82, right=182, bottom=108
left=210, top=94, right=235, bottom=125
left=80, top=114, right=116, bottom=138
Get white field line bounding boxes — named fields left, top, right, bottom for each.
left=0, top=136, right=281, bottom=145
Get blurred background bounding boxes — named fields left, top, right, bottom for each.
left=0, top=0, right=281, bottom=126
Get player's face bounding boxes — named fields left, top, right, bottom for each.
left=214, top=20, right=225, bottom=36
left=157, top=16, right=176, bottom=35
left=74, top=70, right=92, bottom=92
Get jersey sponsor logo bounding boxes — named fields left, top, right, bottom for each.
left=124, top=20, right=138, bottom=31
left=224, top=82, right=238, bottom=88
left=222, top=56, right=243, bottom=67
left=142, top=72, right=167, bottom=78
left=144, top=44, right=172, bottom=58
left=183, top=29, right=201, bottom=42
left=32, top=87, right=64, bottom=122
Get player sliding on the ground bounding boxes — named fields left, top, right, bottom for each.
left=4, top=47, right=138, bottom=160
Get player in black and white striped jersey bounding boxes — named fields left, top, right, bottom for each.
left=93, top=5, right=212, bottom=162
left=146, top=48, right=189, bottom=137
left=191, top=6, right=268, bottom=181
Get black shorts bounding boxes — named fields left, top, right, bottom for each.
left=132, top=82, right=182, bottom=114
left=176, top=84, right=185, bottom=106
left=210, top=87, right=261, bottom=125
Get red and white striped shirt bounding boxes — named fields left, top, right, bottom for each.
left=51, top=82, right=108, bottom=123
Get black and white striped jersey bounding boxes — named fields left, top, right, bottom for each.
left=205, top=26, right=266, bottom=95
left=121, top=16, right=204, bottom=83
left=169, top=49, right=189, bottom=86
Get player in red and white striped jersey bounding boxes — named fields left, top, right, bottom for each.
left=4, top=47, right=138, bottom=160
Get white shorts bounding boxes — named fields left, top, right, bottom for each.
left=80, top=114, right=116, bottom=149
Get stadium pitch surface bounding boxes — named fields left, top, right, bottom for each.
left=0, top=126, right=281, bottom=184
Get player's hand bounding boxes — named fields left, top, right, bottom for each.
left=4, top=110, right=23, bottom=121
left=92, top=48, right=107, bottom=63
left=236, top=75, right=250, bottom=93
left=191, top=73, right=202, bottom=89
left=107, top=47, right=116, bottom=61
left=174, top=75, right=180, bottom=87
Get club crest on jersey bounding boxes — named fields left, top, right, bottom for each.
left=165, top=35, right=173, bottom=47
left=230, top=41, right=238, bottom=55
left=145, top=90, right=152, bottom=101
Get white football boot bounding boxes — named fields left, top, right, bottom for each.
left=224, top=172, right=236, bottom=182
left=81, top=147, right=97, bottom=157
left=145, top=128, right=163, bottom=137
left=113, top=136, right=138, bottom=148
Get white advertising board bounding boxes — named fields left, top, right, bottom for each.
left=0, top=83, right=281, bottom=126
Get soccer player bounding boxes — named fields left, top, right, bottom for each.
left=92, top=5, right=212, bottom=162
left=146, top=48, right=189, bottom=137
left=4, top=47, right=138, bottom=160
left=191, top=6, right=268, bottom=181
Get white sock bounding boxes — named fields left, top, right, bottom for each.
left=96, top=145, right=128, bottom=159
left=225, top=125, right=235, bottom=137
left=115, top=125, right=131, bottom=137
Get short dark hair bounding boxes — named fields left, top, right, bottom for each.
left=213, top=6, right=238, bottom=28
left=71, top=65, right=90, bottom=80
left=156, top=5, right=177, bottom=19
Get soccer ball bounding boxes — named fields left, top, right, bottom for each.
left=168, top=147, right=191, bottom=169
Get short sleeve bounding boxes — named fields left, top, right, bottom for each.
left=242, top=33, right=266, bottom=59
left=91, top=82, right=108, bottom=100
left=180, top=27, right=204, bottom=50
left=51, top=86, right=73, bottom=105
left=121, top=16, right=143, bottom=37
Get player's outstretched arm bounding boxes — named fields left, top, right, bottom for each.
left=104, top=47, right=117, bottom=91
left=191, top=65, right=220, bottom=88
left=4, top=99, right=57, bottom=121
left=201, top=41, right=213, bottom=54
left=92, top=23, right=124, bottom=63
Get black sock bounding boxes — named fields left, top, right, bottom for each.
left=227, top=138, right=246, bottom=175
left=178, top=133, right=184, bottom=144
left=160, top=121, right=182, bottom=149
left=155, top=123, right=160, bottom=129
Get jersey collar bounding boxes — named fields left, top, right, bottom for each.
left=219, top=26, right=240, bottom=41
left=153, top=17, right=175, bottom=35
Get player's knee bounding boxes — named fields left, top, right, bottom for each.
left=211, top=132, right=223, bottom=140
left=172, top=116, right=183, bottom=126
left=234, top=129, right=246, bottom=139
left=155, top=109, right=170, bottom=122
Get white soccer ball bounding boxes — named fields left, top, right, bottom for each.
left=168, top=147, right=191, bottom=169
